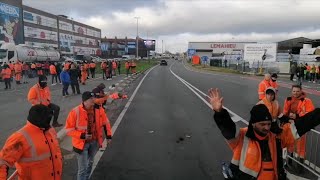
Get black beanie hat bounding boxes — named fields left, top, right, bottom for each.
left=250, top=104, right=272, bottom=123
left=82, top=91, right=94, bottom=102
left=38, top=75, right=47, bottom=83
left=27, top=104, right=52, bottom=129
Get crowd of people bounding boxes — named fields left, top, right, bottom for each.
left=211, top=72, right=320, bottom=179
left=290, top=63, right=320, bottom=83
left=0, top=59, right=138, bottom=98
left=0, top=68, right=128, bottom=179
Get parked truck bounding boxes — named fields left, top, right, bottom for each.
left=0, top=41, right=60, bottom=64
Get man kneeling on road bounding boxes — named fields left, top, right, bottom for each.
left=27, top=75, right=63, bottom=127
left=209, top=88, right=320, bottom=180
left=65, top=91, right=112, bottom=180
left=0, top=105, right=62, bottom=180
left=92, top=83, right=128, bottom=107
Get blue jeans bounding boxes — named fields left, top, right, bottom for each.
left=76, top=141, right=99, bottom=180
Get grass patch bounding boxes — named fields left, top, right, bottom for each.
left=95, top=60, right=158, bottom=74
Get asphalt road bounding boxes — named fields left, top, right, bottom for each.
left=91, top=60, right=230, bottom=180
left=91, top=59, right=320, bottom=179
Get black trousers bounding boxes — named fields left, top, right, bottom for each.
left=118, top=67, right=121, bottom=75
left=102, top=69, right=107, bottom=79
left=107, top=69, right=112, bottom=79
left=290, top=74, right=294, bottom=81
left=90, top=68, right=95, bottom=78
left=51, top=74, right=58, bottom=84
left=4, top=78, right=11, bottom=89
left=71, top=82, right=81, bottom=94
left=48, top=103, right=60, bottom=124
left=62, top=83, right=69, bottom=96
left=126, top=68, right=130, bottom=76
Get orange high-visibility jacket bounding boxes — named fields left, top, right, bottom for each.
left=125, top=62, right=130, bottom=69
left=1, top=68, right=11, bottom=79
left=49, top=65, right=57, bottom=75
left=258, top=80, right=272, bottom=100
left=0, top=122, right=62, bottom=180
left=65, top=104, right=112, bottom=151
left=257, top=98, right=281, bottom=120
left=8, top=63, right=14, bottom=71
left=27, top=83, right=51, bottom=106
left=14, top=63, right=22, bottom=73
left=229, top=124, right=298, bottom=179
left=283, top=96, right=315, bottom=117
left=90, top=63, right=96, bottom=68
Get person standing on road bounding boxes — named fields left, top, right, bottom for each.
left=101, top=61, right=107, bottom=80
left=0, top=104, right=63, bottom=180
left=209, top=88, right=320, bottom=180
left=65, top=91, right=112, bottom=180
left=112, top=60, right=117, bottom=76
left=27, top=75, right=63, bottom=127
left=258, top=73, right=272, bottom=100
left=14, top=60, right=22, bottom=84
left=290, top=64, right=296, bottom=81
left=60, top=68, right=71, bottom=97
left=80, top=63, right=88, bottom=85
left=270, top=73, right=279, bottom=92
left=22, top=62, right=29, bottom=84
left=55, top=62, right=62, bottom=84
left=310, top=64, right=316, bottom=83
left=125, top=61, right=130, bottom=76
left=69, top=63, right=81, bottom=95
left=50, top=63, right=58, bottom=85
left=1, top=64, right=11, bottom=90
left=107, top=60, right=113, bottom=80
left=89, top=61, right=96, bottom=78
left=283, top=85, right=315, bottom=170
left=131, top=60, right=137, bottom=74
left=117, top=60, right=121, bottom=75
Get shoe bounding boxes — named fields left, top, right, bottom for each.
left=52, top=123, right=63, bottom=127
left=51, top=83, right=57, bottom=86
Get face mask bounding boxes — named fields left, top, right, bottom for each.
left=271, top=79, right=276, bottom=82
left=39, top=81, right=47, bottom=88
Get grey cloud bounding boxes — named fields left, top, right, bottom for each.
left=23, top=0, right=164, bottom=17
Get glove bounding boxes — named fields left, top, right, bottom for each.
left=279, top=115, right=290, bottom=124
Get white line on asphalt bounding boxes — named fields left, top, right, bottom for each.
left=169, top=62, right=248, bottom=125
left=90, top=65, right=158, bottom=177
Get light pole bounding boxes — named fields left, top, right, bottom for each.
left=134, top=17, right=140, bottom=59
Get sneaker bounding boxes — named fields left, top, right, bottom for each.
left=51, top=83, right=57, bottom=86
left=52, top=123, right=63, bottom=127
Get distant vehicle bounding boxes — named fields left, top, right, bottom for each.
left=0, top=42, right=60, bottom=64
left=122, top=55, right=135, bottom=60
left=160, top=59, right=168, bottom=66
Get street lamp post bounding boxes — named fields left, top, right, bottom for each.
left=134, top=17, right=140, bottom=59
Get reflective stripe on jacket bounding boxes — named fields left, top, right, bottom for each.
left=27, top=83, right=51, bottom=106
left=229, top=124, right=298, bottom=179
left=65, top=104, right=112, bottom=151
left=0, top=122, right=62, bottom=180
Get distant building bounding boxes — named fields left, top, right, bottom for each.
left=277, top=37, right=312, bottom=54
left=100, top=36, right=156, bottom=58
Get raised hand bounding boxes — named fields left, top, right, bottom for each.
left=208, top=88, right=223, bottom=112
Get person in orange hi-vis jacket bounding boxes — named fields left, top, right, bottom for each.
left=50, top=63, right=58, bottom=85
left=36, top=62, right=43, bottom=76
left=112, top=60, right=117, bottom=76
left=125, top=61, right=130, bottom=76
left=101, top=61, right=107, bottom=79
left=209, top=88, right=320, bottom=180
left=131, top=60, right=137, bottom=74
left=14, top=60, right=23, bottom=84
left=80, top=63, right=88, bottom=85
left=65, top=92, right=112, bottom=180
left=258, top=73, right=272, bottom=100
left=92, top=83, right=128, bottom=107
left=283, top=84, right=315, bottom=169
left=0, top=104, right=62, bottom=180
left=28, top=75, right=63, bottom=127
left=1, top=64, right=11, bottom=89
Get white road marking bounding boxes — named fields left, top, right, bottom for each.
left=169, top=62, right=248, bottom=125
left=90, top=65, right=158, bottom=177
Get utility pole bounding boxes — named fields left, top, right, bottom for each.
left=134, top=17, right=140, bottom=59
left=162, top=40, right=163, bottom=54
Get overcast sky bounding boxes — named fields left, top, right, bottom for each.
left=24, top=0, right=320, bottom=53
